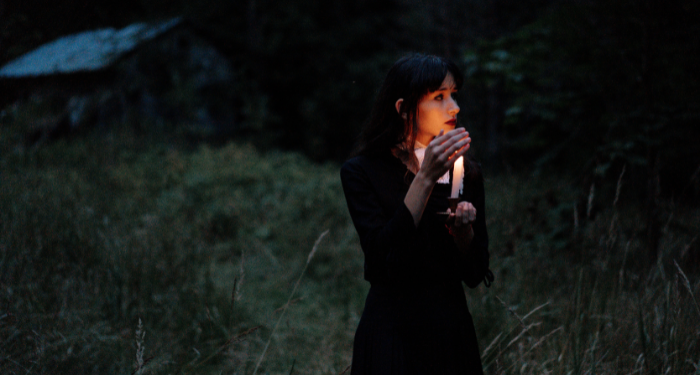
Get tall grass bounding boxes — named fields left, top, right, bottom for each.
left=1, top=120, right=363, bottom=373
left=1, top=118, right=698, bottom=373
left=470, top=170, right=700, bottom=374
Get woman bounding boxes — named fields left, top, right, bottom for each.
left=340, top=54, right=493, bottom=374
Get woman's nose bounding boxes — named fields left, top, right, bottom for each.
left=448, top=98, right=460, bottom=115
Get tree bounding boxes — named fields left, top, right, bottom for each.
left=462, top=0, right=700, bottom=267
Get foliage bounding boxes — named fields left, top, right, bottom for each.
left=0, top=122, right=364, bottom=374
left=2, top=0, right=561, bottom=162
left=2, top=1, right=700, bottom=371
left=3, top=0, right=699, bottom=178
left=462, top=0, right=700, bottom=200
left=2, top=117, right=699, bottom=373
left=471, top=169, right=700, bottom=374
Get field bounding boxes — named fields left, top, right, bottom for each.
left=1, top=122, right=699, bottom=374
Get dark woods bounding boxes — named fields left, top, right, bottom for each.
left=3, top=1, right=699, bottom=269
left=2, top=1, right=700, bottom=374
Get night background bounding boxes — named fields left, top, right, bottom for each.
left=1, top=0, right=699, bottom=373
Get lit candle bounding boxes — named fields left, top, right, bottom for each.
left=451, top=156, right=464, bottom=198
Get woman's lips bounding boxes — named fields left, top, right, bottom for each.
left=445, top=119, right=457, bottom=126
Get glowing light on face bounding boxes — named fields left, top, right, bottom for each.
left=415, top=73, right=460, bottom=146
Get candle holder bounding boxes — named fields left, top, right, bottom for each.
left=438, top=197, right=461, bottom=217
left=447, top=197, right=460, bottom=213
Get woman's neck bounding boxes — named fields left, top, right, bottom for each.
left=416, top=133, right=433, bottom=146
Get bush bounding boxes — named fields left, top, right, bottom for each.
left=1, top=121, right=698, bottom=374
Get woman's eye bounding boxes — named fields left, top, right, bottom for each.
left=435, top=94, right=443, bottom=101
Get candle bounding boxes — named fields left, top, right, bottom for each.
left=451, top=156, right=464, bottom=198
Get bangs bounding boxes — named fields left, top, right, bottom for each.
left=352, top=53, right=464, bottom=157
left=411, top=55, right=464, bottom=96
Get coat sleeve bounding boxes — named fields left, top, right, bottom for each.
left=459, top=169, right=492, bottom=288
left=340, top=158, right=421, bottom=283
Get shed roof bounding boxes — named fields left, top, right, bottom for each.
left=0, top=18, right=181, bottom=78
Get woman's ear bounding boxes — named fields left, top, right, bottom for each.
left=395, top=99, right=407, bottom=119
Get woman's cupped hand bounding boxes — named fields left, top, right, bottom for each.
left=418, top=128, right=471, bottom=183
left=447, top=201, right=476, bottom=243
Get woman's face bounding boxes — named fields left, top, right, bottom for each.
left=415, top=73, right=460, bottom=145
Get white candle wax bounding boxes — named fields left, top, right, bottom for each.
left=451, top=156, right=464, bottom=198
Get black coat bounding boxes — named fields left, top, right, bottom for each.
left=341, top=151, right=490, bottom=375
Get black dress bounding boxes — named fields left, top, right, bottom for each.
left=340, top=151, right=490, bottom=375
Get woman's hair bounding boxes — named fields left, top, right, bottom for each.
left=352, top=54, right=464, bottom=160
left=352, top=54, right=479, bottom=178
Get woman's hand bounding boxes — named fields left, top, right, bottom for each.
left=404, top=128, right=470, bottom=228
left=446, top=201, right=476, bottom=246
left=417, top=128, right=471, bottom=183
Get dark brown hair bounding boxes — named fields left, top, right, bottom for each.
left=352, top=53, right=479, bottom=179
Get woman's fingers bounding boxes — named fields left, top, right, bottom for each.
left=421, top=128, right=472, bottom=181
left=442, top=135, right=470, bottom=155
left=431, top=128, right=468, bottom=150
left=455, top=202, right=476, bottom=225
left=442, top=138, right=471, bottom=161
left=449, top=138, right=471, bottom=159
left=429, top=130, right=470, bottom=162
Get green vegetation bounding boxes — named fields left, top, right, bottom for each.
left=1, top=119, right=698, bottom=373
left=2, top=1, right=699, bottom=372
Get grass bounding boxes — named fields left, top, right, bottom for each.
left=1, top=117, right=699, bottom=374
left=470, top=170, right=700, bottom=374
